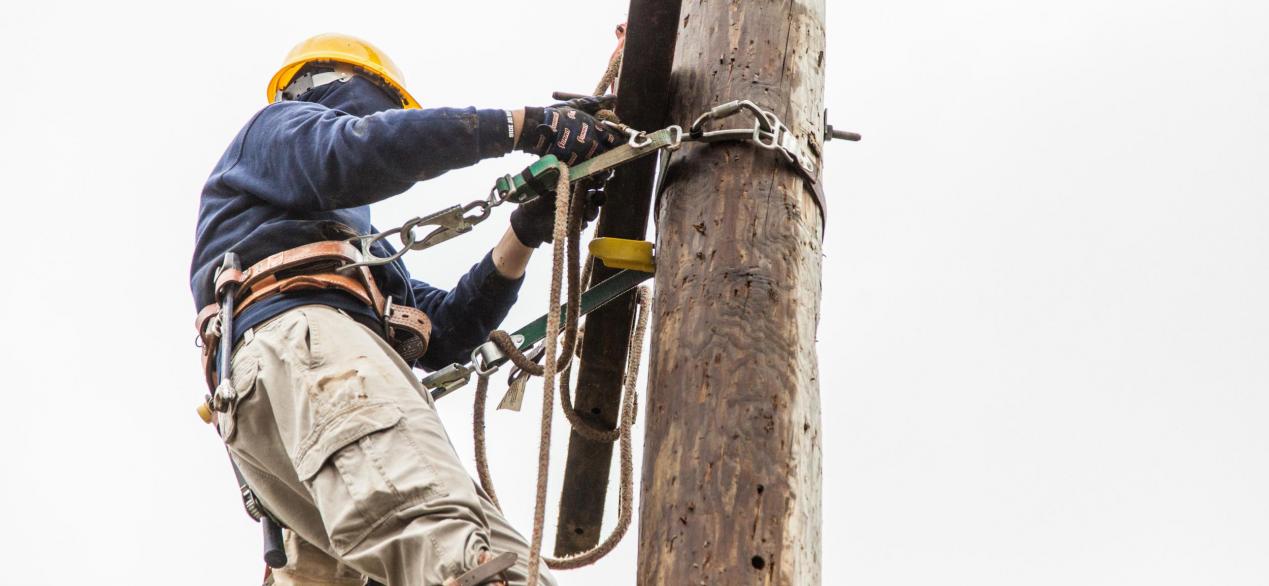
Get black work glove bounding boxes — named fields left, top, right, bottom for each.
left=517, top=106, right=623, bottom=165
left=509, top=186, right=606, bottom=248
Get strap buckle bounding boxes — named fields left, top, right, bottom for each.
left=688, top=100, right=819, bottom=181
left=494, top=155, right=564, bottom=204
left=419, top=333, right=526, bottom=400
left=471, top=334, right=526, bottom=377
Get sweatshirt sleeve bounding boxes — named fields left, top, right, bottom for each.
left=410, top=251, right=525, bottom=370
left=221, top=103, right=514, bottom=211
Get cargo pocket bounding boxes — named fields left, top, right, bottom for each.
left=294, top=403, right=450, bottom=555
left=218, top=353, right=259, bottom=442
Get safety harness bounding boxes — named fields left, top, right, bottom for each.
left=193, top=240, right=436, bottom=575
left=195, top=240, right=432, bottom=395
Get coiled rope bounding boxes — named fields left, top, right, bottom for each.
left=471, top=24, right=644, bottom=584
left=471, top=159, right=649, bottom=584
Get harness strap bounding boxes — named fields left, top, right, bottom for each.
left=237, top=272, right=373, bottom=312
left=383, top=301, right=432, bottom=363
left=238, top=241, right=362, bottom=295
left=196, top=240, right=432, bottom=386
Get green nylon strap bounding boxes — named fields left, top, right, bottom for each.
left=497, top=128, right=682, bottom=203
left=424, top=267, right=652, bottom=401
left=509, top=267, right=653, bottom=351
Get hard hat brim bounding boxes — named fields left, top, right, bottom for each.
left=266, top=45, right=420, bottom=109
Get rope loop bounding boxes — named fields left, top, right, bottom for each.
left=473, top=35, right=641, bottom=584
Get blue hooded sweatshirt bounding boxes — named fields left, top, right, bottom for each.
left=191, top=76, right=522, bottom=371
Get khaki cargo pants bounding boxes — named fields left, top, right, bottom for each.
left=219, top=304, right=554, bottom=586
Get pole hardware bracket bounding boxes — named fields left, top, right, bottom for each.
left=825, top=108, right=862, bottom=143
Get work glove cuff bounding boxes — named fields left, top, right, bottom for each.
left=517, top=107, right=547, bottom=154
left=510, top=203, right=551, bottom=249
left=508, top=188, right=606, bottom=249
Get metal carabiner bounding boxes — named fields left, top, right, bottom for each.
left=341, top=227, right=411, bottom=270
left=488, top=184, right=509, bottom=207
left=626, top=129, right=654, bottom=149
left=749, top=103, right=779, bottom=133
left=665, top=125, right=685, bottom=151
left=603, top=120, right=654, bottom=149
left=404, top=204, right=487, bottom=252
left=749, top=108, right=787, bottom=150
left=690, top=100, right=770, bottom=136
left=461, top=200, right=493, bottom=223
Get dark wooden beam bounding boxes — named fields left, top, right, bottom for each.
left=552, top=0, right=684, bottom=557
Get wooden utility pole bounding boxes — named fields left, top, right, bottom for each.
left=638, top=1, right=826, bottom=584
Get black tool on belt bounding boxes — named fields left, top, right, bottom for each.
left=211, top=252, right=287, bottom=569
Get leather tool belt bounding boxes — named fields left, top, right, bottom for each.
left=195, top=241, right=432, bottom=389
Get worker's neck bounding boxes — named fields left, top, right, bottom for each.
left=299, top=75, right=400, bottom=117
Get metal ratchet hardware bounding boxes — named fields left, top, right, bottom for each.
left=688, top=100, right=821, bottom=183
left=419, top=334, right=526, bottom=398
left=473, top=334, right=526, bottom=377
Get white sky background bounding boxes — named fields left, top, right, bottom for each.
left=1, top=0, right=1267, bottom=584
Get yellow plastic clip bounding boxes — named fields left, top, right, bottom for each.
left=197, top=402, right=214, bottom=424
left=589, top=238, right=655, bottom=273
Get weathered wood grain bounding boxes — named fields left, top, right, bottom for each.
left=638, top=0, right=826, bottom=583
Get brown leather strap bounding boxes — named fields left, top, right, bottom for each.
left=195, top=240, right=431, bottom=387
left=238, top=241, right=360, bottom=298
left=196, top=241, right=364, bottom=332
left=214, top=268, right=244, bottom=298
left=237, top=272, right=374, bottom=312
left=384, top=303, right=432, bottom=363
left=195, top=304, right=220, bottom=346
left=357, top=265, right=388, bottom=316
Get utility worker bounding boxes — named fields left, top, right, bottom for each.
left=191, top=33, right=621, bottom=586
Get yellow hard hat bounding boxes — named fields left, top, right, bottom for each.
left=267, top=33, right=420, bottom=109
